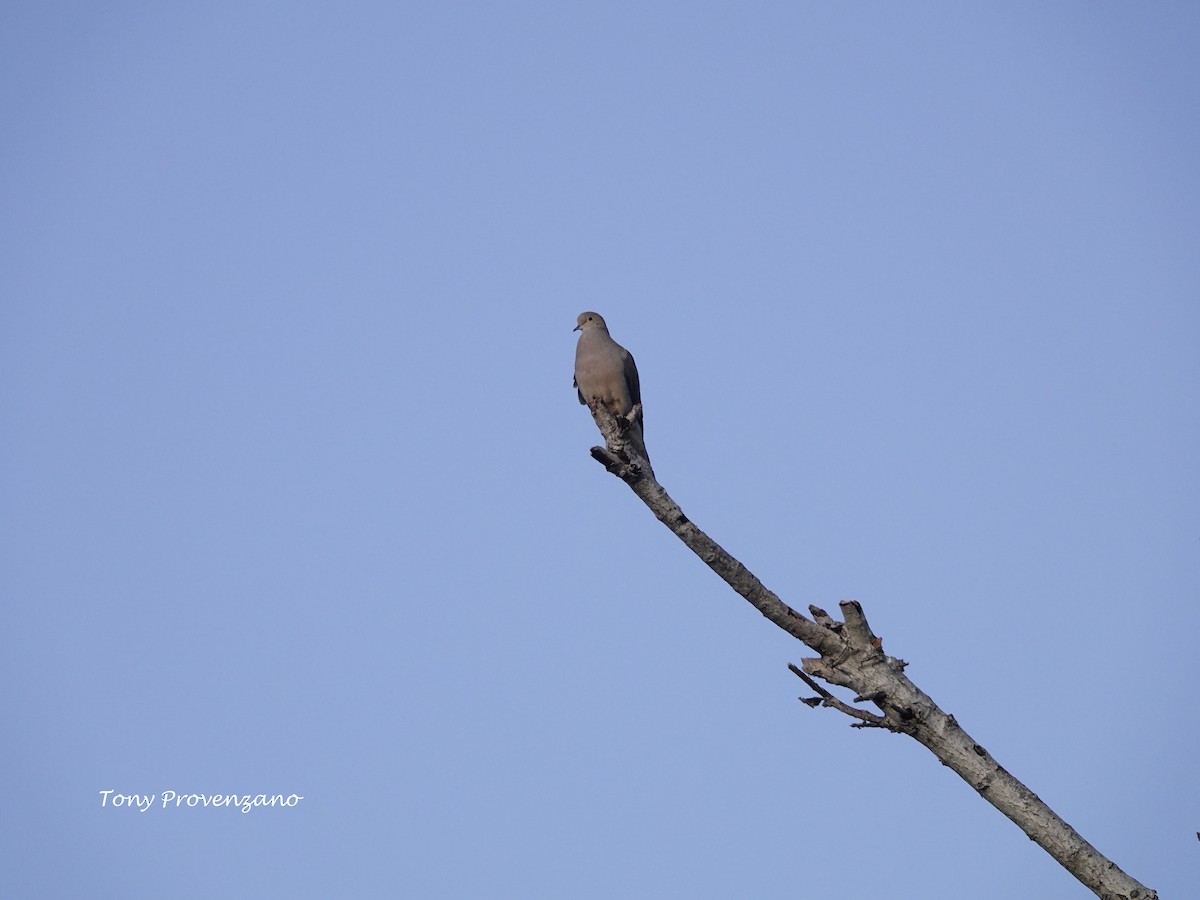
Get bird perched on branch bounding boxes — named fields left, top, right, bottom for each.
left=573, top=311, right=650, bottom=464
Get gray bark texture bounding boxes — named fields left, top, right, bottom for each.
left=582, top=400, right=1156, bottom=900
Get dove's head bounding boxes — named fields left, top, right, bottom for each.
left=574, top=311, right=608, bottom=333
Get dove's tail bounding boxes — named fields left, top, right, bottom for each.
left=625, top=421, right=651, bottom=467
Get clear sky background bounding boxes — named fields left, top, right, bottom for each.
left=2, top=3, right=1196, bottom=898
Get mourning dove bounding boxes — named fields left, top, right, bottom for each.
left=573, top=311, right=650, bottom=463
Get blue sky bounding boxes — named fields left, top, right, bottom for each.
left=2, top=3, right=1197, bottom=897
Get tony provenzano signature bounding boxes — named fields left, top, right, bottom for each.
left=98, top=790, right=304, bottom=813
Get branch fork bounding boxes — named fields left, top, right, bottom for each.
left=586, top=400, right=650, bottom=479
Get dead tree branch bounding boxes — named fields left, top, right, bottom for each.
left=583, top=403, right=1156, bottom=900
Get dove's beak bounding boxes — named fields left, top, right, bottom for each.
left=573, top=324, right=581, bottom=332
